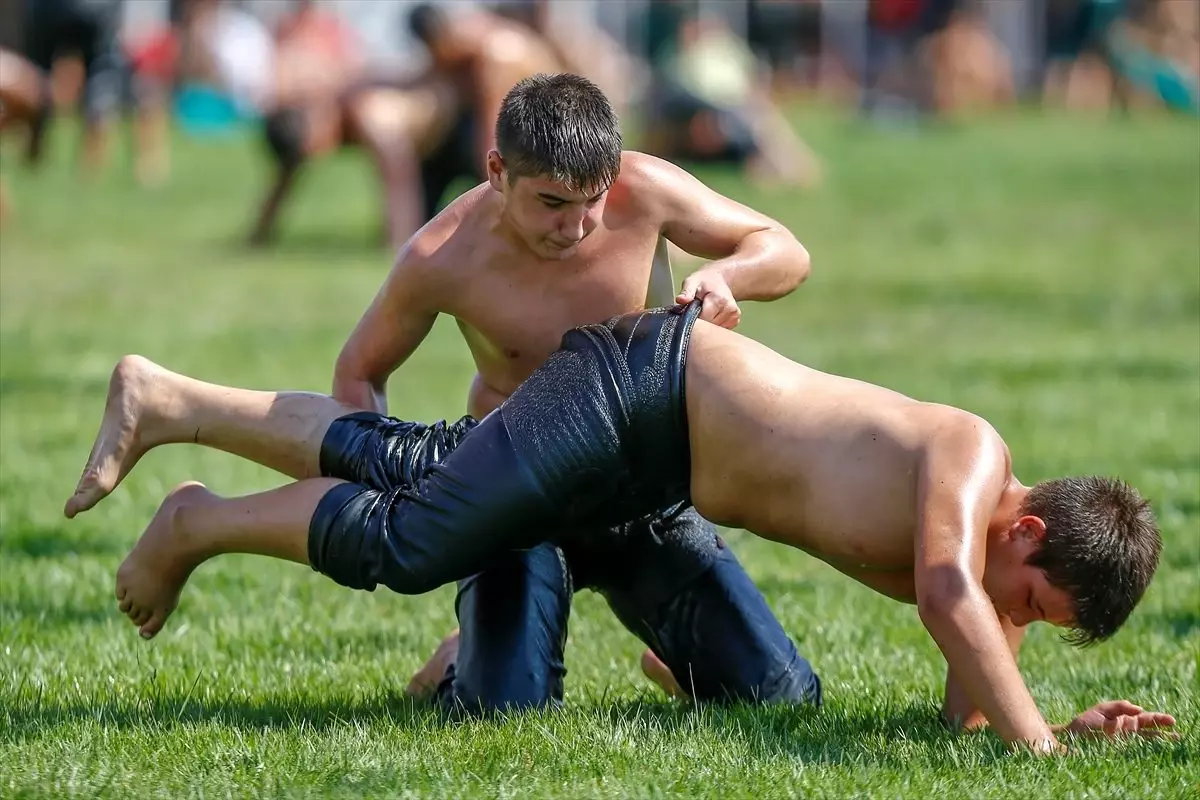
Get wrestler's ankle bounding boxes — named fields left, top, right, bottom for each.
left=113, top=355, right=179, bottom=446
left=167, top=490, right=220, bottom=564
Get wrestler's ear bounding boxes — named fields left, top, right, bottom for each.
left=486, top=150, right=506, bottom=192
left=1013, top=515, right=1047, bottom=545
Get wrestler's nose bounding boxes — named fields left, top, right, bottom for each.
left=559, top=208, right=587, bottom=243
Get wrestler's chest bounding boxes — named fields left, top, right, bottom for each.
left=453, top=269, right=656, bottom=361
left=454, top=298, right=625, bottom=370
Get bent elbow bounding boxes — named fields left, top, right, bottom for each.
left=916, top=569, right=975, bottom=625
left=778, top=236, right=811, bottom=294
left=333, top=343, right=382, bottom=387
left=793, top=244, right=812, bottom=289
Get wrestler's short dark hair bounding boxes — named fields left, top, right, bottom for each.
left=495, top=73, right=622, bottom=193
left=408, top=2, right=448, bottom=46
left=1022, top=476, right=1161, bottom=646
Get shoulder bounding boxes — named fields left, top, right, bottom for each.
left=922, top=405, right=1010, bottom=476
left=611, top=151, right=700, bottom=217
left=392, top=183, right=493, bottom=289
left=616, top=151, right=693, bottom=192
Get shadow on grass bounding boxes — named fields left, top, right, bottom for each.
left=590, top=697, right=977, bottom=766
left=0, top=523, right=127, bottom=560
left=1154, top=608, right=1199, bottom=638
left=0, top=592, right=115, bottom=627
left=5, top=684, right=1191, bottom=768
left=1, top=686, right=462, bottom=743
left=0, top=685, right=979, bottom=767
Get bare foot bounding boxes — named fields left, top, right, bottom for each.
left=404, top=629, right=461, bottom=699
left=640, top=649, right=685, bottom=699
left=65, top=355, right=168, bottom=519
left=115, top=481, right=214, bottom=639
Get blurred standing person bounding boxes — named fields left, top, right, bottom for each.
left=404, top=2, right=564, bottom=217
left=0, top=47, right=52, bottom=223
left=746, top=0, right=824, bottom=96
left=488, top=0, right=642, bottom=121
left=173, top=0, right=276, bottom=123
left=120, top=9, right=183, bottom=187
left=21, top=0, right=127, bottom=174
left=922, top=1, right=1015, bottom=118
left=248, top=0, right=462, bottom=248
left=642, top=13, right=822, bottom=188
left=1040, top=0, right=1118, bottom=108
left=860, top=0, right=960, bottom=119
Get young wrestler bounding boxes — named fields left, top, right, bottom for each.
left=86, top=72, right=823, bottom=714
left=66, top=298, right=1172, bottom=752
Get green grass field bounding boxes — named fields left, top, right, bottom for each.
left=1, top=108, right=1198, bottom=798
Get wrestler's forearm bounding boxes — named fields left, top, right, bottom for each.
left=941, top=614, right=1027, bottom=732
left=920, top=589, right=1057, bottom=751
left=941, top=674, right=989, bottom=731
left=708, top=229, right=811, bottom=302
left=331, top=374, right=387, bottom=415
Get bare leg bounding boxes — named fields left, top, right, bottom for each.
left=133, top=88, right=171, bottom=188
left=343, top=96, right=425, bottom=250
left=377, top=146, right=425, bottom=250
left=404, top=628, right=461, bottom=698
left=248, top=163, right=300, bottom=246
left=116, top=477, right=342, bottom=638
left=65, top=355, right=361, bottom=518
left=81, top=117, right=112, bottom=178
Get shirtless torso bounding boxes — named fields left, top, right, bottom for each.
left=439, top=187, right=672, bottom=416
left=684, top=320, right=1007, bottom=603
left=334, top=150, right=803, bottom=418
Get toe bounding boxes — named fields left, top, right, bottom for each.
left=65, top=490, right=97, bottom=519
left=141, top=614, right=166, bottom=639
left=119, top=597, right=133, bottom=613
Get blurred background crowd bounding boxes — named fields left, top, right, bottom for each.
left=0, top=0, right=1197, bottom=239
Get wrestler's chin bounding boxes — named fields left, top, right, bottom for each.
left=540, top=239, right=581, bottom=260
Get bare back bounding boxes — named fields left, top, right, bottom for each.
left=473, top=16, right=563, bottom=96
left=684, top=322, right=1006, bottom=601
left=347, top=79, right=459, bottom=158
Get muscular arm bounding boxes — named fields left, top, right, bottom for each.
left=637, top=155, right=811, bottom=302
left=332, top=245, right=440, bottom=414
left=915, top=420, right=1058, bottom=752
left=942, top=614, right=1028, bottom=731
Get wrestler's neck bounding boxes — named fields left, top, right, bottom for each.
left=984, top=478, right=1032, bottom=543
